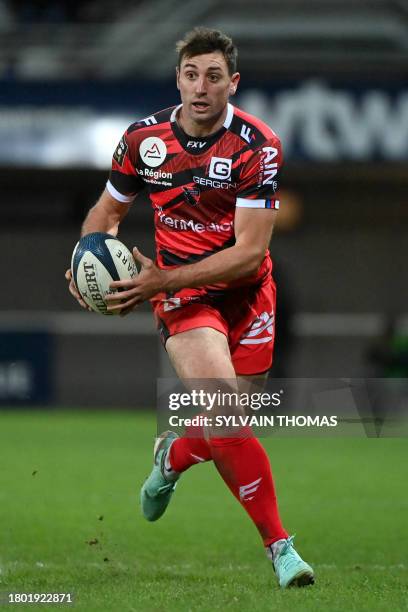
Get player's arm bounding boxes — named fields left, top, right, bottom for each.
left=80, top=188, right=131, bottom=237
left=106, top=206, right=277, bottom=311
left=66, top=128, right=141, bottom=309
left=162, top=206, right=277, bottom=288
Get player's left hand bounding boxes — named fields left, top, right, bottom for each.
left=106, top=247, right=166, bottom=315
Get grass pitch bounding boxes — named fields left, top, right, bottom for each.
left=0, top=410, right=407, bottom=611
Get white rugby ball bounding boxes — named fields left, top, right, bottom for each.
left=71, top=232, right=138, bottom=315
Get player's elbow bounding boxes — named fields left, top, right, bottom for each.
left=241, top=247, right=265, bottom=276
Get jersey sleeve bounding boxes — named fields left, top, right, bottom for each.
left=236, top=136, right=282, bottom=210
left=106, top=130, right=145, bottom=203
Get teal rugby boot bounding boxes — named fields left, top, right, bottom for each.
left=140, top=431, right=179, bottom=521
left=271, top=536, right=315, bottom=588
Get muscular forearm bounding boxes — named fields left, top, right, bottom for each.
left=81, top=190, right=129, bottom=238
left=81, top=205, right=119, bottom=237
left=162, top=243, right=264, bottom=292
left=107, top=234, right=272, bottom=312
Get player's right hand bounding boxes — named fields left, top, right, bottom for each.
left=65, top=268, right=92, bottom=311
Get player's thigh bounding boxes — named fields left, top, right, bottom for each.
left=166, top=327, right=236, bottom=380
left=167, top=329, right=244, bottom=436
left=228, top=276, right=276, bottom=377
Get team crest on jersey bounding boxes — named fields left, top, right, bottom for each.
left=182, top=186, right=200, bottom=206
left=113, top=136, right=128, bottom=167
left=139, top=137, right=167, bottom=168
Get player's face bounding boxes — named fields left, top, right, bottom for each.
left=176, top=52, right=240, bottom=133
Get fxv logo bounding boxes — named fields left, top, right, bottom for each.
left=163, top=298, right=181, bottom=312
left=187, top=140, right=206, bottom=149
left=261, top=147, right=278, bottom=185
left=239, top=311, right=274, bottom=345
left=140, top=115, right=158, bottom=126
left=240, top=124, right=252, bottom=143
left=239, top=477, right=262, bottom=501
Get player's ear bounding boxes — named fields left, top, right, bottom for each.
left=229, top=72, right=240, bottom=96
left=176, top=66, right=180, bottom=90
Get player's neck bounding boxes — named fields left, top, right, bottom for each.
left=177, top=105, right=228, bottom=137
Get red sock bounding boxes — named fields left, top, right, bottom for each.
left=168, top=424, right=212, bottom=472
left=209, top=431, right=288, bottom=546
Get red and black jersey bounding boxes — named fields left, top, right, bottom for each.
left=107, top=103, right=282, bottom=303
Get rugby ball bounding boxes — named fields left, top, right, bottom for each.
left=71, top=232, right=138, bottom=315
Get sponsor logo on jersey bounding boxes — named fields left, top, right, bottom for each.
left=139, top=167, right=172, bottom=186
left=193, top=176, right=236, bottom=190
left=186, top=140, right=206, bottom=149
left=157, top=211, right=233, bottom=233
left=182, top=186, right=200, bottom=206
left=113, top=136, right=128, bottom=167
left=208, top=156, right=232, bottom=180
left=140, top=137, right=167, bottom=168
left=259, top=147, right=278, bottom=186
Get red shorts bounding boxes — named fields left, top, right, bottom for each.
left=152, top=275, right=276, bottom=376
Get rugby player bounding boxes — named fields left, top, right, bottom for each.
left=66, top=27, right=314, bottom=588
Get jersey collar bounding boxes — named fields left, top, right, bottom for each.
left=170, top=103, right=234, bottom=154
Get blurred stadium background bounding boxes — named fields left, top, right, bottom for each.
left=1, top=0, right=408, bottom=409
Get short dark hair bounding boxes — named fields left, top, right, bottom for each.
left=176, top=27, right=238, bottom=75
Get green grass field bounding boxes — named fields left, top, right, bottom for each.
left=0, top=410, right=407, bottom=611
